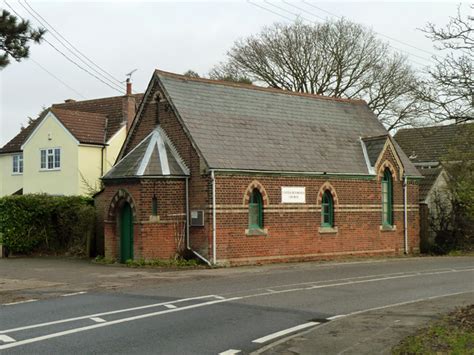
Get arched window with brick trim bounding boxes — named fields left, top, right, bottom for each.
left=382, top=168, right=393, bottom=226
left=321, top=190, right=334, bottom=227
left=248, top=188, right=263, bottom=229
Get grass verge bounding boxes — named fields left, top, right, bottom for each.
left=393, top=304, right=474, bottom=354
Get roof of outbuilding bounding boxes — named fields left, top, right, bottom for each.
left=418, top=167, right=443, bottom=201
left=154, top=70, right=420, bottom=176
left=104, top=127, right=189, bottom=179
left=394, top=123, right=474, bottom=164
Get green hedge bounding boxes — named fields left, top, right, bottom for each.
left=0, top=194, right=95, bottom=255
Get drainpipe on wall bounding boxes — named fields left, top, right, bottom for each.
left=403, top=175, right=409, bottom=254
left=185, top=177, right=212, bottom=266
left=211, top=169, right=217, bottom=265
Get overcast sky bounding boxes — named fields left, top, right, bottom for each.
left=0, top=1, right=468, bottom=146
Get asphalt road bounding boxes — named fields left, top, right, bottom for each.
left=0, top=257, right=473, bottom=354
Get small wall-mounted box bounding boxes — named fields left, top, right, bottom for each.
left=190, top=210, right=204, bottom=227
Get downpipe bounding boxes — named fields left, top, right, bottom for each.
left=185, top=177, right=212, bottom=266
left=403, top=175, right=408, bottom=254
left=211, top=170, right=217, bottom=265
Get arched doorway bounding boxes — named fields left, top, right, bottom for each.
left=120, top=202, right=134, bottom=262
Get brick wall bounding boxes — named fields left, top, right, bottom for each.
left=212, top=173, right=420, bottom=265
left=102, top=178, right=187, bottom=260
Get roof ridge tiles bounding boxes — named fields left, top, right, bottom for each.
left=155, top=69, right=367, bottom=105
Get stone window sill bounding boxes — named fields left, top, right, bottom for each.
left=380, top=224, right=397, bottom=231
left=245, top=228, right=268, bottom=237
left=319, top=226, right=338, bottom=234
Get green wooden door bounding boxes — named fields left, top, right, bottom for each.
left=120, top=202, right=133, bottom=263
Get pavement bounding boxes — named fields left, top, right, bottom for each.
left=255, top=292, right=474, bottom=355
left=0, top=256, right=473, bottom=354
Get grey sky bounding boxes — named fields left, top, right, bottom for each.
left=0, top=1, right=467, bottom=146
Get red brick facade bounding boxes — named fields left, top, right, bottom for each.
left=101, top=78, right=420, bottom=265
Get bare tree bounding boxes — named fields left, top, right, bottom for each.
left=210, top=19, right=424, bottom=131
left=418, top=5, right=473, bottom=123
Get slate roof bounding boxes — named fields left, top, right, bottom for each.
left=418, top=167, right=442, bottom=201
left=0, top=93, right=143, bottom=154
left=394, top=123, right=474, bottom=164
left=154, top=70, right=420, bottom=177
left=104, top=127, right=189, bottom=179
left=362, top=135, right=388, bottom=167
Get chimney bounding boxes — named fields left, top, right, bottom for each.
left=64, top=99, right=76, bottom=103
left=123, top=78, right=136, bottom=131
left=126, top=78, right=132, bottom=96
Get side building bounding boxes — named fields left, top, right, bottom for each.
left=99, top=70, right=422, bottom=265
left=0, top=87, right=143, bottom=196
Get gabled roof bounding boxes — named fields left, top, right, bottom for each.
left=418, top=167, right=443, bottom=201
left=50, top=108, right=107, bottom=145
left=0, top=111, right=47, bottom=154
left=394, top=123, right=474, bottom=164
left=104, top=126, right=189, bottom=179
left=0, top=93, right=143, bottom=154
left=362, top=135, right=388, bottom=167
left=52, top=93, right=143, bottom=141
left=149, top=70, right=420, bottom=177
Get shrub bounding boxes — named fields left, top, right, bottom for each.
left=0, top=194, right=95, bottom=255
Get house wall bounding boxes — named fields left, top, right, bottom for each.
left=78, top=145, right=103, bottom=195
left=0, top=154, right=23, bottom=196
left=104, top=126, right=126, bottom=172
left=23, top=113, right=79, bottom=195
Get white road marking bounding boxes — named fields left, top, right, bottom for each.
left=0, top=297, right=242, bottom=350
left=219, top=349, right=241, bottom=355
left=213, top=295, right=226, bottom=300
left=0, top=295, right=219, bottom=334
left=2, top=299, right=37, bottom=306
left=327, top=315, right=346, bottom=320
left=61, top=291, right=87, bottom=297
left=164, top=304, right=177, bottom=309
left=90, top=317, right=106, bottom=323
left=252, top=322, right=319, bottom=344
left=0, top=335, right=16, bottom=343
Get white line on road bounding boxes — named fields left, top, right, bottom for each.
left=2, top=299, right=37, bottom=306
left=164, top=304, right=177, bottom=309
left=0, top=296, right=243, bottom=350
left=327, top=315, right=346, bottom=320
left=219, top=349, right=241, bottom=355
left=61, top=291, right=87, bottom=297
left=0, top=335, right=16, bottom=343
left=252, top=322, right=319, bottom=344
left=0, top=295, right=222, bottom=334
left=90, top=317, right=106, bottom=323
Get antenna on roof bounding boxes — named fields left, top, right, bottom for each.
left=125, top=69, right=138, bottom=82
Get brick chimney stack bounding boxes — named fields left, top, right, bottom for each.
left=123, top=78, right=136, bottom=132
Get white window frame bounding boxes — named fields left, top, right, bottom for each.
left=12, top=153, right=23, bottom=174
left=40, top=147, right=61, bottom=171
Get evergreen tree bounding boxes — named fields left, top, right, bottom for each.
left=0, top=9, right=45, bottom=69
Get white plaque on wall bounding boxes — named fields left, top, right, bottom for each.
left=281, top=187, right=306, bottom=203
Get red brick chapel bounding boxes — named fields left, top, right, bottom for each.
left=99, top=70, right=422, bottom=265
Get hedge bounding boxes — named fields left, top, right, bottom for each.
left=0, top=194, right=96, bottom=255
